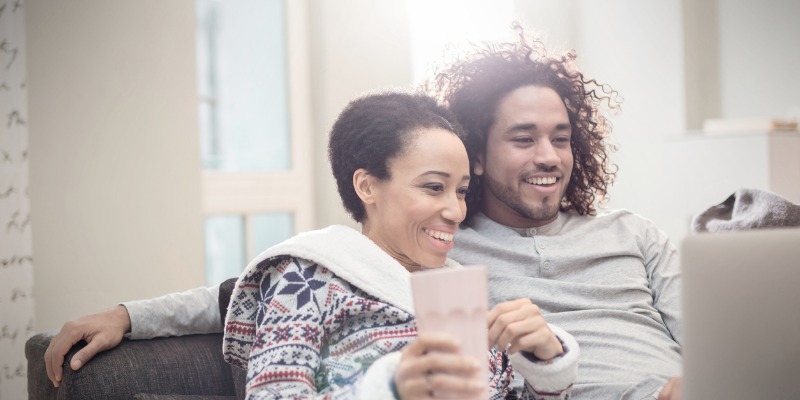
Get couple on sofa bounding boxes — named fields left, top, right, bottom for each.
left=46, top=30, right=685, bottom=399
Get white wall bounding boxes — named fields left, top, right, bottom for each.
left=571, top=1, right=688, bottom=237
left=27, top=1, right=205, bottom=331
left=514, top=0, right=577, bottom=52
left=719, top=0, right=800, bottom=119
left=308, top=0, right=414, bottom=228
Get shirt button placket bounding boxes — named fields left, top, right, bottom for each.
left=536, top=239, right=551, bottom=274
left=537, top=240, right=550, bottom=273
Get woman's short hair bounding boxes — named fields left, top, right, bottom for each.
left=328, top=91, right=465, bottom=223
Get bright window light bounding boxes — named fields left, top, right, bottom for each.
left=406, top=0, right=514, bottom=85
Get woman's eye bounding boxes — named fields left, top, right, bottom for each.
left=424, top=183, right=444, bottom=192
left=457, top=187, right=470, bottom=198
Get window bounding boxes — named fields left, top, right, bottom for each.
left=196, top=0, right=314, bottom=285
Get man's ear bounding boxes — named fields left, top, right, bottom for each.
left=473, top=152, right=486, bottom=177
left=353, top=168, right=377, bottom=204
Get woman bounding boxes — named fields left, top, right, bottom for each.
left=223, top=92, right=578, bottom=399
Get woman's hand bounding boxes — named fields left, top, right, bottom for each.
left=488, top=298, right=563, bottom=361
left=394, top=332, right=484, bottom=399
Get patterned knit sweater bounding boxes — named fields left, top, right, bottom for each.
left=223, top=225, right=578, bottom=400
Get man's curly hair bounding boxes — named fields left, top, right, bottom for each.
left=422, top=23, right=620, bottom=224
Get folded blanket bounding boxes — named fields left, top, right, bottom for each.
left=691, top=188, right=800, bottom=233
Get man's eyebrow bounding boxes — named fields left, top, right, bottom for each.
left=505, top=122, right=571, bottom=134
left=505, top=123, right=537, bottom=133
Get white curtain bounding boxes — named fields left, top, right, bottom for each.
left=0, top=0, right=34, bottom=398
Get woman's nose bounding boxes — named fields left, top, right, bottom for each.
left=441, top=192, right=466, bottom=223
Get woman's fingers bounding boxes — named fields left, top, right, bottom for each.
left=395, top=333, right=484, bottom=399
left=403, top=332, right=460, bottom=357
left=398, top=333, right=480, bottom=377
left=427, top=369, right=485, bottom=396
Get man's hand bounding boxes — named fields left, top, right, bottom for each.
left=488, top=298, right=563, bottom=361
left=44, top=305, right=131, bottom=387
left=658, top=377, right=682, bottom=400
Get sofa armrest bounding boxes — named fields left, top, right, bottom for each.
left=26, top=331, right=237, bottom=400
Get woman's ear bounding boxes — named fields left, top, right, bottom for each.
left=353, top=168, right=377, bottom=205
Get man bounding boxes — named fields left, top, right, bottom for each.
left=425, top=27, right=682, bottom=399
left=45, top=27, right=682, bottom=399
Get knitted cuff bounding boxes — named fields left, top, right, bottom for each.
left=508, top=324, right=580, bottom=394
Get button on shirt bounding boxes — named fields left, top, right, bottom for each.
left=515, top=225, right=553, bottom=275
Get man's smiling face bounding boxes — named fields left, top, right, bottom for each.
left=475, top=85, right=573, bottom=228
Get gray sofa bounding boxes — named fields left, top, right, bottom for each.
left=25, top=278, right=244, bottom=400
left=25, top=332, right=244, bottom=400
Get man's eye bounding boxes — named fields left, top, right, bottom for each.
left=513, top=137, right=534, bottom=143
left=554, top=136, right=571, bottom=144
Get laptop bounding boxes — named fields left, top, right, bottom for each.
left=681, top=228, right=800, bottom=399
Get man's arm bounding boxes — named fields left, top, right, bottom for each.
left=124, top=284, right=221, bottom=339
left=44, top=284, right=222, bottom=387
left=643, top=223, right=682, bottom=344
left=642, top=223, right=683, bottom=399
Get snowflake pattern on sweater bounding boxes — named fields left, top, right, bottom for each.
left=224, top=254, right=571, bottom=400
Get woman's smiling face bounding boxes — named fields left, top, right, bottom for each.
left=359, top=127, right=471, bottom=271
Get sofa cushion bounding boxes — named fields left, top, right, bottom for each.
left=26, top=331, right=237, bottom=400
left=218, top=277, right=237, bottom=324
left=218, top=277, right=246, bottom=398
left=25, top=331, right=59, bottom=400
left=133, top=395, right=236, bottom=400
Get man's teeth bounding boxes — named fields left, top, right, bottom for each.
left=424, top=229, right=453, bottom=243
left=525, top=177, right=557, bottom=185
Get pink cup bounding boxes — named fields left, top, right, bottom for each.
left=411, top=265, right=488, bottom=400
